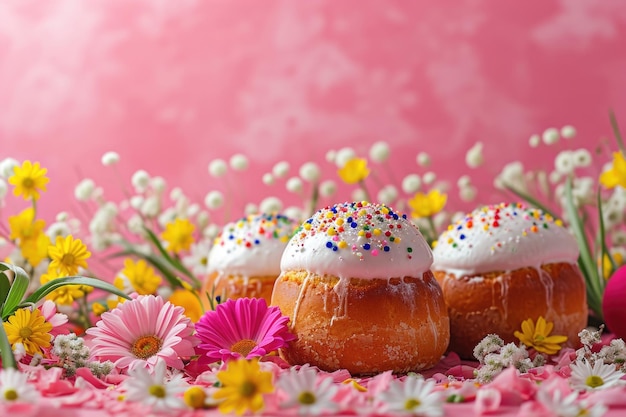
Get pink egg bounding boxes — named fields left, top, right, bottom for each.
left=602, top=265, right=626, bottom=338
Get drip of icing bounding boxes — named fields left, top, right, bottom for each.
left=432, top=202, right=579, bottom=277
left=281, top=201, right=433, bottom=279
left=208, top=213, right=298, bottom=277
left=290, top=272, right=311, bottom=329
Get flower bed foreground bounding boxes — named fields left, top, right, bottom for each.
left=0, top=295, right=625, bottom=417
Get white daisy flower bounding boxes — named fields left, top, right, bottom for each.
left=376, top=375, right=444, bottom=416
left=277, top=365, right=339, bottom=415
left=124, top=358, right=188, bottom=412
left=182, top=239, right=212, bottom=277
left=538, top=388, right=607, bottom=417
left=0, top=368, right=39, bottom=403
left=570, top=359, right=624, bottom=391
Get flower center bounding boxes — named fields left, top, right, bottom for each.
left=230, top=339, right=257, bottom=357
left=22, top=178, right=34, bottom=188
left=586, top=375, right=605, bottom=388
left=239, top=381, right=257, bottom=398
left=298, top=391, right=316, bottom=405
left=61, top=253, right=76, bottom=266
left=405, top=398, right=421, bottom=410
left=19, top=327, right=33, bottom=339
left=4, top=389, right=18, bottom=401
left=131, top=335, right=163, bottom=359
left=149, top=385, right=166, bottom=398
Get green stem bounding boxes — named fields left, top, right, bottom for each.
left=0, top=321, right=17, bottom=369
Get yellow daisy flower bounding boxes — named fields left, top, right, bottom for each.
left=514, top=316, right=568, bottom=355
left=40, top=269, right=85, bottom=305
left=8, top=207, right=51, bottom=267
left=117, top=258, right=162, bottom=295
left=599, top=151, right=626, bottom=189
left=161, top=218, right=195, bottom=254
left=169, top=288, right=203, bottom=322
left=603, top=251, right=624, bottom=280
left=408, top=189, right=447, bottom=218
left=338, top=158, right=370, bottom=184
left=8, top=160, right=50, bottom=201
left=214, top=358, right=274, bottom=415
left=22, top=233, right=51, bottom=268
left=48, top=235, right=91, bottom=276
left=3, top=308, right=53, bottom=355
left=8, top=207, right=46, bottom=241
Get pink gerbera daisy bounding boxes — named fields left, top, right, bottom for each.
left=195, top=297, right=295, bottom=364
left=85, top=295, right=198, bottom=371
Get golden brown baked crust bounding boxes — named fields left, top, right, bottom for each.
left=433, top=262, right=587, bottom=359
left=270, top=270, right=450, bottom=375
left=200, top=273, right=277, bottom=309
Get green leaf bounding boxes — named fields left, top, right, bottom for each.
left=610, top=109, right=625, bottom=154
left=0, top=321, right=17, bottom=369
left=0, top=272, right=10, bottom=307
left=597, top=187, right=616, bottom=280
left=564, top=178, right=603, bottom=319
left=143, top=227, right=199, bottom=287
left=17, top=277, right=131, bottom=317
left=0, top=263, right=30, bottom=318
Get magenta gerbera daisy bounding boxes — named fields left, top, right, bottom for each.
left=85, top=295, right=198, bottom=371
left=195, top=297, right=295, bottom=364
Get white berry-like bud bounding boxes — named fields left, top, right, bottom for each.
left=101, top=151, right=120, bottom=166
left=208, top=159, right=227, bottom=177
left=529, top=134, right=541, bottom=148
left=335, top=147, right=356, bottom=167
left=561, top=125, right=576, bottom=139
left=319, top=180, right=337, bottom=198
left=299, top=162, right=320, bottom=182
left=369, top=141, right=390, bottom=163
left=131, top=170, right=150, bottom=192
left=260, top=196, right=283, bottom=214
left=204, top=191, right=224, bottom=210
left=244, top=203, right=258, bottom=215
left=416, top=152, right=431, bottom=167
left=457, top=175, right=471, bottom=187
left=402, top=174, right=421, bottom=194
left=572, top=148, right=592, bottom=167
left=459, top=185, right=477, bottom=202
left=325, top=150, right=337, bottom=164
left=272, top=161, right=290, bottom=178
left=423, top=171, right=436, bottom=185
left=286, top=177, right=303, bottom=193
left=542, top=127, right=560, bottom=145
left=465, top=142, right=484, bottom=168
left=229, top=154, right=249, bottom=171
left=74, top=178, right=96, bottom=201
left=262, top=173, right=275, bottom=185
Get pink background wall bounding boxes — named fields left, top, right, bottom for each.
left=1, top=0, right=625, bottom=222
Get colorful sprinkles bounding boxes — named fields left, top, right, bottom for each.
left=214, top=213, right=297, bottom=251
left=291, top=201, right=418, bottom=261
left=436, top=202, right=565, bottom=254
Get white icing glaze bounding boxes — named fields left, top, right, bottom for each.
left=432, top=202, right=579, bottom=277
left=280, top=202, right=433, bottom=279
left=207, top=213, right=298, bottom=277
